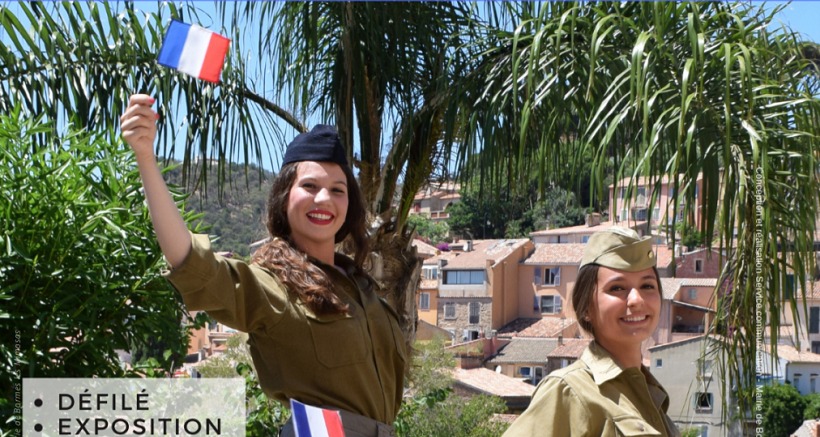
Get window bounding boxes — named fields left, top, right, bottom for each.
left=469, top=302, right=480, bottom=324
left=619, top=209, right=628, bottom=222
left=541, top=296, right=563, bottom=315
left=634, top=208, right=648, bottom=221
left=653, top=207, right=660, bottom=221
left=813, top=341, right=820, bottom=354
left=811, top=308, right=820, bottom=334
left=695, top=259, right=703, bottom=273
left=655, top=359, right=663, bottom=368
left=533, top=267, right=542, bottom=285
left=618, top=187, right=625, bottom=199
left=812, top=375, right=817, bottom=393
left=699, top=359, right=713, bottom=379
left=518, top=367, right=544, bottom=385
left=444, top=270, right=484, bottom=285
left=422, top=266, right=439, bottom=280
left=581, top=235, right=590, bottom=243
left=543, top=267, right=561, bottom=286
left=419, top=293, right=430, bottom=311
left=463, top=329, right=479, bottom=341
left=636, top=187, right=646, bottom=205
left=795, top=374, right=802, bottom=392
left=695, top=392, right=713, bottom=413
left=785, top=274, right=796, bottom=300
left=688, top=288, right=698, bottom=300
left=444, top=303, right=456, bottom=320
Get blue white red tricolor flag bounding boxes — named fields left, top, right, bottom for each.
left=157, top=20, right=230, bottom=83
left=290, top=399, right=346, bottom=437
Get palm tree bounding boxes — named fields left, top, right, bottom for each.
left=3, top=1, right=818, bottom=430
left=458, top=2, right=819, bottom=425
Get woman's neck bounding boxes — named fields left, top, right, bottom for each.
left=292, top=237, right=335, bottom=266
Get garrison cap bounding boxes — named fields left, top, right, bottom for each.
left=580, top=227, right=656, bottom=272
left=282, top=124, right=348, bottom=167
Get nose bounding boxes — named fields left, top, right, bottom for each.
left=626, top=287, right=645, bottom=309
left=314, top=187, right=331, bottom=204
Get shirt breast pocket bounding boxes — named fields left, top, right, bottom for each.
left=305, top=311, right=368, bottom=368
left=610, top=416, right=663, bottom=437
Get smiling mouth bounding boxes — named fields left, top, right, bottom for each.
left=307, top=212, right=333, bottom=220
left=621, top=315, right=649, bottom=323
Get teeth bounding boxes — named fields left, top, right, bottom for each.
left=623, top=316, right=647, bottom=322
left=308, top=212, right=332, bottom=220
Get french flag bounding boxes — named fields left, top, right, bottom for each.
left=157, top=20, right=230, bottom=84
left=290, top=399, right=346, bottom=437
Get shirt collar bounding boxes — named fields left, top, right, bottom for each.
left=580, top=341, right=628, bottom=385
left=581, top=342, right=670, bottom=411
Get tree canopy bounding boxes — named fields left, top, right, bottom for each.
left=2, top=2, right=819, bottom=432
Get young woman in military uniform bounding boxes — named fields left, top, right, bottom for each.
left=121, top=94, right=405, bottom=437
left=504, top=227, right=680, bottom=437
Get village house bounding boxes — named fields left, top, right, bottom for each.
left=416, top=238, right=534, bottom=343
left=409, top=181, right=461, bottom=223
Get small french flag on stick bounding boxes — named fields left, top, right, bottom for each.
left=157, top=20, right=230, bottom=83
left=290, top=399, right=346, bottom=437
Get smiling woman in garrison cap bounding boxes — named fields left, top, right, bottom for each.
left=121, top=95, right=405, bottom=437
left=504, top=227, right=680, bottom=437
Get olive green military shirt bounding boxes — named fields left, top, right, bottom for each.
left=165, top=234, right=407, bottom=424
left=503, top=342, right=680, bottom=437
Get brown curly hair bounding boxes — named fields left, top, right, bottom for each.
left=251, top=162, right=370, bottom=315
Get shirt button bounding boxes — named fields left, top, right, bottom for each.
left=637, top=424, right=645, bottom=431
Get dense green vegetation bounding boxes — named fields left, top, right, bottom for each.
left=0, top=114, right=205, bottom=427
left=163, top=162, right=273, bottom=257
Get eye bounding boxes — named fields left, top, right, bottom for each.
left=301, top=182, right=317, bottom=190
left=607, top=285, right=626, bottom=293
left=641, top=283, right=657, bottom=290
left=332, top=187, right=346, bottom=195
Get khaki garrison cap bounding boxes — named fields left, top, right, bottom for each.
left=579, top=227, right=656, bottom=272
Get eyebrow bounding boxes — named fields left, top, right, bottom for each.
left=602, top=274, right=657, bottom=285
left=298, top=175, right=348, bottom=186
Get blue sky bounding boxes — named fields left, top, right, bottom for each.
left=766, top=1, right=820, bottom=43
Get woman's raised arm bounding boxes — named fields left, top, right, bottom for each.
left=120, top=94, right=191, bottom=268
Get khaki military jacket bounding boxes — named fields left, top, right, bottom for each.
left=165, top=234, right=406, bottom=424
left=504, top=342, right=680, bottom=437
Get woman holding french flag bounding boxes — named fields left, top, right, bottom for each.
left=121, top=91, right=405, bottom=437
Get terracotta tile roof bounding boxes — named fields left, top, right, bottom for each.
left=412, top=239, right=440, bottom=258
left=488, top=338, right=559, bottom=364
left=523, top=244, right=586, bottom=265
left=547, top=339, right=592, bottom=359
left=452, top=367, right=536, bottom=398
left=516, top=317, right=577, bottom=338
left=679, top=278, right=719, bottom=287
left=660, top=278, right=682, bottom=300
left=774, top=345, right=820, bottom=363
left=497, top=318, right=542, bottom=336
left=440, top=193, right=460, bottom=200
left=807, top=280, right=820, bottom=299
left=442, top=239, right=530, bottom=269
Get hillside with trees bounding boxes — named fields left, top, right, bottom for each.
left=163, top=161, right=273, bottom=257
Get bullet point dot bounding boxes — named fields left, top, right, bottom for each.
left=34, top=424, right=42, bottom=432
left=34, top=399, right=43, bottom=407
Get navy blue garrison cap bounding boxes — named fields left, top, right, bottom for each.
left=282, top=125, right=348, bottom=167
